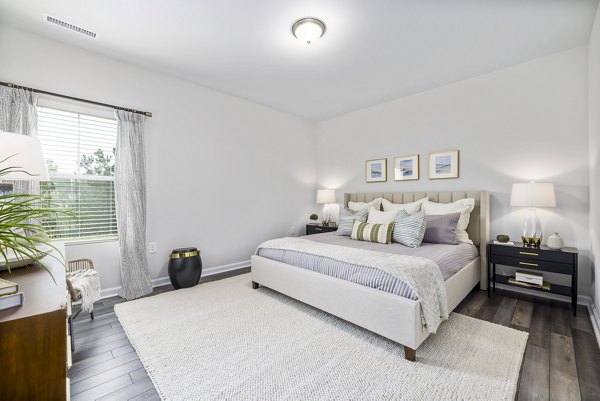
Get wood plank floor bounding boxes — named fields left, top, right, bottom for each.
left=70, top=271, right=600, bottom=401
left=69, top=268, right=250, bottom=401
left=454, top=289, right=600, bottom=401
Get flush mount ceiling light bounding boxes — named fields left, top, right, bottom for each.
left=292, top=17, right=326, bottom=45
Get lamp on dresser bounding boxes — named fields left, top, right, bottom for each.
left=0, top=132, right=56, bottom=273
left=0, top=133, right=71, bottom=399
left=316, top=189, right=336, bottom=226
left=0, top=132, right=49, bottom=191
left=510, top=182, right=556, bottom=247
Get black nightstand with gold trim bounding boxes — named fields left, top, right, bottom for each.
left=306, top=224, right=338, bottom=235
left=487, top=241, right=578, bottom=315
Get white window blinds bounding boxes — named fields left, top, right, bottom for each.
left=37, top=106, right=118, bottom=240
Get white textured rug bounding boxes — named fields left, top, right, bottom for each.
left=115, top=274, right=528, bottom=401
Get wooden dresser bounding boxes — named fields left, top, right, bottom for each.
left=0, top=244, right=71, bottom=400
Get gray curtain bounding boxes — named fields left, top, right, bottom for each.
left=115, top=110, right=152, bottom=300
left=0, top=86, right=39, bottom=194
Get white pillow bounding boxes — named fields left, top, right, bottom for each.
left=381, top=198, right=427, bottom=215
left=367, top=206, right=401, bottom=224
left=422, top=198, right=475, bottom=244
left=347, top=197, right=383, bottom=212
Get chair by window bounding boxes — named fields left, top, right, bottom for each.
left=66, top=258, right=100, bottom=351
left=66, top=258, right=98, bottom=318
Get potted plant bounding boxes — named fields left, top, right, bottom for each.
left=0, top=161, right=71, bottom=281
left=309, top=213, right=318, bottom=224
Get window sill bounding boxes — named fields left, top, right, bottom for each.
left=64, top=237, right=119, bottom=246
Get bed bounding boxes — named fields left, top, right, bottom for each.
left=251, top=191, right=490, bottom=361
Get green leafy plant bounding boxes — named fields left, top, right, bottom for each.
left=309, top=213, right=318, bottom=221
left=0, top=157, right=74, bottom=282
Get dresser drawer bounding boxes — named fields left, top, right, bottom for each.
left=66, top=291, right=72, bottom=317
left=66, top=320, right=72, bottom=369
left=491, top=254, right=573, bottom=275
left=490, top=245, right=574, bottom=263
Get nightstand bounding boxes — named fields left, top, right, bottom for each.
left=487, top=241, right=578, bottom=315
left=306, top=224, right=338, bottom=235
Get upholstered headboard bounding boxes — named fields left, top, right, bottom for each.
left=344, top=191, right=490, bottom=289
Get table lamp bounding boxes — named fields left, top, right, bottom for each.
left=510, top=182, right=556, bottom=247
left=0, top=132, right=49, bottom=193
left=316, top=189, right=336, bottom=226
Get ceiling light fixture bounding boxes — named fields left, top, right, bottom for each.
left=292, top=17, right=326, bottom=45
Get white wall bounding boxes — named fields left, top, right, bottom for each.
left=0, top=24, right=316, bottom=293
left=589, top=5, right=600, bottom=320
left=316, top=47, right=592, bottom=296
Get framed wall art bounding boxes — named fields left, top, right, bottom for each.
left=365, top=158, right=387, bottom=183
left=429, top=150, right=459, bottom=179
left=394, top=155, right=419, bottom=181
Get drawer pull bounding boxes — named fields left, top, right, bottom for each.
left=519, top=251, right=539, bottom=256
left=519, top=261, right=539, bottom=267
left=315, top=228, right=323, bottom=230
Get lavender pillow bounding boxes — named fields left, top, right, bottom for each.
left=422, top=212, right=461, bottom=245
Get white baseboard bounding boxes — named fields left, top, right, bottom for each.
left=585, top=297, right=600, bottom=349
left=100, top=260, right=250, bottom=299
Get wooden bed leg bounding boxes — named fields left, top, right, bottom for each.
left=252, top=281, right=259, bottom=289
left=404, top=346, right=416, bottom=362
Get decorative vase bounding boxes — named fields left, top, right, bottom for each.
left=496, top=234, right=510, bottom=243
left=522, top=207, right=543, bottom=247
left=168, top=247, right=202, bottom=289
left=546, top=232, right=564, bottom=250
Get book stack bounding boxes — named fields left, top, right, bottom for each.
left=515, top=270, right=543, bottom=286
left=0, top=278, right=24, bottom=311
left=508, top=271, right=551, bottom=291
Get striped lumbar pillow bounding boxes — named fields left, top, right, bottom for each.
left=392, top=210, right=427, bottom=248
left=351, top=220, right=394, bottom=244
left=336, top=207, right=369, bottom=236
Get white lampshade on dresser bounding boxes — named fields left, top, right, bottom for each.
left=510, top=182, right=556, bottom=247
left=316, top=189, right=336, bottom=224
left=0, top=132, right=49, bottom=195
left=0, top=132, right=49, bottom=181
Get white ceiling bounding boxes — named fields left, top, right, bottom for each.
left=0, top=0, right=597, bottom=121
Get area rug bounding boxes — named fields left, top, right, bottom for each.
left=115, top=273, right=528, bottom=401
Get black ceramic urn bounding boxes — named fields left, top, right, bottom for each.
left=168, top=247, right=202, bottom=289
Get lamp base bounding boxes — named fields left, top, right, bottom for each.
left=0, top=183, right=14, bottom=195
left=522, top=236, right=542, bottom=248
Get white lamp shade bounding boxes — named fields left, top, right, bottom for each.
left=0, top=132, right=50, bottom=181
left=510, top=182, right=556, bottom=207
left=316, top=189, right=336, bottom=204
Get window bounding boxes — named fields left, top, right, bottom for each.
left=37, top=106, right=118, bottom=240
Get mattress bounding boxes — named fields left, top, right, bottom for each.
left=257, top=232, right=478, bottom=300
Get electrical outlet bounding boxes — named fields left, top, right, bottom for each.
left=148, top=242, right=157, bottom=254
left=290, top=226, right=296, bottom=236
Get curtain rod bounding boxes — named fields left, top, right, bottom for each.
left=0, top=81, right=152, bottom=118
